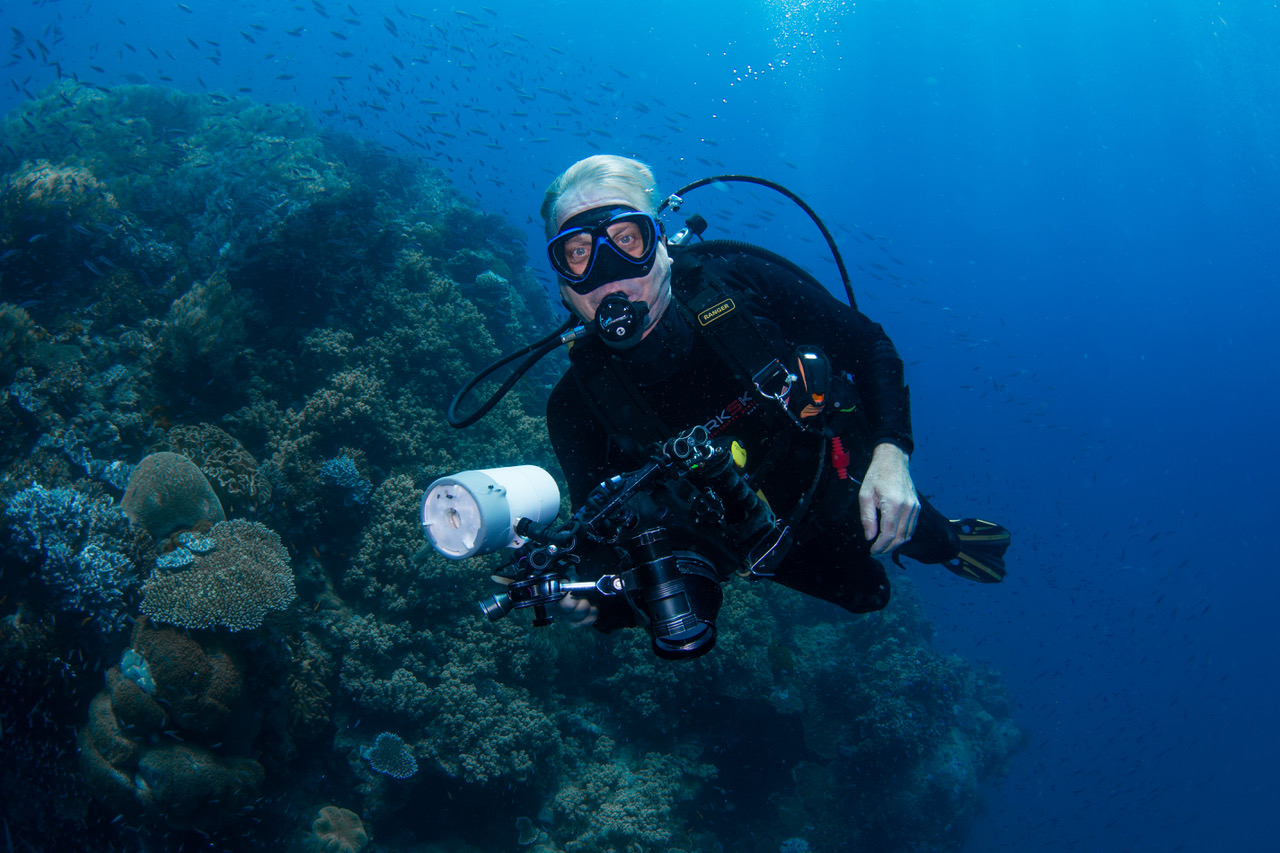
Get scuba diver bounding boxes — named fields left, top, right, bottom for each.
left=533, top=155, right=1009, bottom=631
left=439, top=153, right=1009, bottom=643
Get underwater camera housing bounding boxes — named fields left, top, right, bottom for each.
left=422, top=427, right=789, bottom=660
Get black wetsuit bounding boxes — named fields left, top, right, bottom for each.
left=545, top=247, right=916, bottom=626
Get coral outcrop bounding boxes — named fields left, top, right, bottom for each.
left=77, top=619, right=265, bottom=831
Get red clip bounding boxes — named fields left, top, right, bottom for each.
left=830, top=437, right=850, bottom=480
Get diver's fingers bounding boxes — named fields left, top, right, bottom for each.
left=906, top=498, right=921, bottom=540
left=858, top=482, right=880, bottom=543
left=558, top=594, right=598, bottom=628
left=870, top=500, right=898, bottom=553
left=872, top=495, right=918, bottom=554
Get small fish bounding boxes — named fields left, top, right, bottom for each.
left=83, top=259, right=104, bottom=276
left=0, top=249, right=20, bottom=262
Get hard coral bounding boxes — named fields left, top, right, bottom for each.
left=159, top=422, right=272, bottom=510
left=550, top=748, right=714, bottom=852
left=158, top=271, right=251, bottom=378
left=310, top=806, right=370, bottom=853
left=78, top=617, right=265, bottom=831
left=127, top=618, right=248, bottom=738
left=122, top=451, right=225, bottom=541
left=0, top=302, right=38, bottom=380
left=134, top=742, right=264, bottom=832
left=4, top=483, right=141, bottom=630
left=0, top=158, right=118, bottom=231
left=140, top=518, right=296, bottom=631
left=78, top=692, right=142, bottom=810
left=362, top=732, right=418, bottom=779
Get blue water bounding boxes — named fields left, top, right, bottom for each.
left=5, top=0, right=1276, bottom=849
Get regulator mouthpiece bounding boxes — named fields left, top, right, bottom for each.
left=421, top=466, right=560, bottom=559
left=594, top=293, right=650, bottom=348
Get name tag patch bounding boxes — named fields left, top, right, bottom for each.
left=698, top=298, right=735, bottom=326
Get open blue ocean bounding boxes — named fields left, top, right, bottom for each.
left=1, top=1, right=1275, bottom=851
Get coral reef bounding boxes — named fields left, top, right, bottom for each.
left=140, top=518, right=296, bottom=631
left=0, top=81, right=1021, bottom=853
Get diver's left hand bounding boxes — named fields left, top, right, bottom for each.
left=858, top=443, right=920, bottom=554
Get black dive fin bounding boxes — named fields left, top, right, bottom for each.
left=942, top=518, right=1009, bottom=583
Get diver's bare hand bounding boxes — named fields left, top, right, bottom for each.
left=858, top=443, right=920, bottom=554
left=490, top=575, right=598, bottom=628
left=556, top=593, right=598, bottom=628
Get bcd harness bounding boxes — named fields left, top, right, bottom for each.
left=568, top=245, right=873, bottom=578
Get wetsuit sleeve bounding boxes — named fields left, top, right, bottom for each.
left=727, top=254, right=914, bottom=455
left=545, top=369, right=615, bottom=508
left=545, top=369, right=641, bottom=634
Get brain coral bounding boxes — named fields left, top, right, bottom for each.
left=159, top=423, right=272, bottom=510
left=140, top=519, right=295, bottom=631
left=122, top=451, right=225, bottom=541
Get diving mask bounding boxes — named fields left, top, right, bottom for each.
left=547, top=206, right=663, bottom=294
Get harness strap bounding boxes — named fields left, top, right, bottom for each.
left=568, top=248, right=835, bottom=570
left=672, top=250, right=796, bottom=410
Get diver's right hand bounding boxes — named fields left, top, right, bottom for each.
left=490, top=575, right=599, bottom=628
left=556, top=593, right=599, bottom=629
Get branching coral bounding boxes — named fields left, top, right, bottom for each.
left=4, top=483, right=142, bottom=630
left=0, top=302, right=38, bottom=381
left=318, top=455, right=372, bottom=506
left=341, top=475, right=429, bottom=612
left=549, top=745, right=714, bottom=853
left=158, top=271, right=252, bottom=378
left=0, top=158, right=120, bottom=236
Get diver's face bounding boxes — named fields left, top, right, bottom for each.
left=555, top=190, right=672, bottom=337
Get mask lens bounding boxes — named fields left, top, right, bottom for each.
left=605, top=218, right=650, bottom=259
